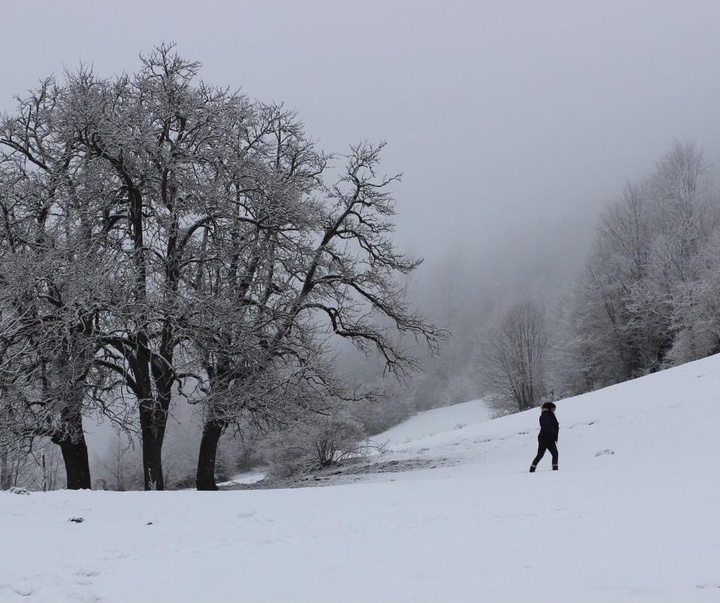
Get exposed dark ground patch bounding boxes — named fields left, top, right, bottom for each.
left=221, top=455, right=457, bottom=491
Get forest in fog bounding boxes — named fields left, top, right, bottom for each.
left=1, top=42, right=719, bottom=492
left=400, top=140, right=720, bottom=419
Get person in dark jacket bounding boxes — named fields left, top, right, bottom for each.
left=529, top=402, right=559, bottom=472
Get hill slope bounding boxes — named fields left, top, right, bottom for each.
left=2, top=355, right=720, bottom=602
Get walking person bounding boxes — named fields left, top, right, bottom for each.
left=529, top=402, right=559, bottom=472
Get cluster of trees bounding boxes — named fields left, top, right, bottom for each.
left=0, top=45, right=440, bottom=491
left=558, top=143, right=719, bottom=392
left=480, top=143, right=719, bottom=411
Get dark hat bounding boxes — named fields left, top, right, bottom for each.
left=541, top=402, right=556, bottom=411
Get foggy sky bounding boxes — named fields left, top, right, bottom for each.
left=3, top=0, right=720, bottom=292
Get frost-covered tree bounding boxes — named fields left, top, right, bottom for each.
left=560, top=142, right=718, bottom=392
left=57, top=47, right=283, bottom=489
left=666, top=226, right=720, bottom=364
left=192, top=138, right=444, bottom=489
left=0, top=79, right=123, bottom=489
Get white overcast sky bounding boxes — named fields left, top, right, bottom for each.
left=2, top=0, right=720, bottom=285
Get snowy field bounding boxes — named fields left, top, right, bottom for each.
left=2, top=356, right=720, bottom=602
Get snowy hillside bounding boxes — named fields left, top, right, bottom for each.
left=2, top=355, right=720, bottom=602
left=376, top=398, right=492, bottom=448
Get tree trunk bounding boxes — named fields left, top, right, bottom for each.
left=53, top=433, right=91, bottom=490
left=140, top=419, right=165, bottom=490
left=196, top=418, right=225, bottom=491
left=50, top=400, right=92, bottom=490
left=137, top=377, right=171, bottom=490
left=1, top=451, right=11, bottom=490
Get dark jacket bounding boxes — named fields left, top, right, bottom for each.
left=538, top=410, right=559, bottom=443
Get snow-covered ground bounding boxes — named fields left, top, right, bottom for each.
left=2, top=355, right=720, bottom=602
left=375, top=398, right=492, bottom=447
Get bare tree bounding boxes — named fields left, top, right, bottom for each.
left=481, top=300, right=548, bottom=412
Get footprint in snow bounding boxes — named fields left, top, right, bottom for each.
left=74, top=568, right=100, bottom=587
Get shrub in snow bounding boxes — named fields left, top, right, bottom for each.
left=8, top=487, right=29, bottom=495
left=595, top=449, right=615, bottom=457
left=168, top=474, right=197, bottom=490
left=265, top=413, right=367, bottom=478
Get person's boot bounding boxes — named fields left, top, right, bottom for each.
left=552, top=464, right=558, bottom=471
left=529, top=465, right=536, bottom=473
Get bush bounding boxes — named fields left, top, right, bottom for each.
left=265, top=413, right=367, bottom=478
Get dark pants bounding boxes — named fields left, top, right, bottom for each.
left=531, top=438, right=558, bottom=468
